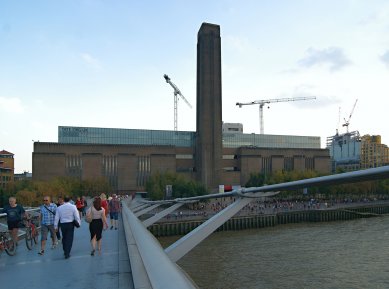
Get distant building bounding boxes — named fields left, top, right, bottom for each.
left=0, top=150, right=14, bottom=189
left=32, top=23, right=330, bottom=193
left=33, top=126, right=330, bottom=193
left=14, top=171, right=32, bottom=181
left=360, top=135, right=389, bottom=169
left=326, top=131, right=361, bottom=171
left=326, top=131, right=389, bottom=171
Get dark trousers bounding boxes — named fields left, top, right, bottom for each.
left=60, top=222, right=75, bottom=257
left=56, top=229, right=61, bottom=240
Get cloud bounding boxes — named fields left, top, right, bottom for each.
left=80, top=52, right=102, bottom=70
left=0, top=97, right=24, bottom=113
left=380, top=50, right=389, bottom=69
left=298, top=47, right=352, bottom=72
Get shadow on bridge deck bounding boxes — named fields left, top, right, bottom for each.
left=0, top=217, right=133, bottom=289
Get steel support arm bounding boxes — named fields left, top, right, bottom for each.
left=165, top=197, right=253, bottom=262
left=132, top=204, right=150, bottom=213
left=135, top=204, right=162, bottom=217
left=143, top=203, right=185, bottom=227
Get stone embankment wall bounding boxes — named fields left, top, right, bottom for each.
left=149, top=205, right=389, bottom=237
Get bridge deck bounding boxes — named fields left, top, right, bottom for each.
left=0, top=217, right=133, bottom=289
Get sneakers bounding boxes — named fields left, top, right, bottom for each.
left=110, top=226, right=113, bottom=230
left=91, top=249, right=95, bottom=256
left=51, top=244, right=56, bottom=249
left=38, top=250, right=44, bottom=255
left=115, top=227, right=118, bottom=230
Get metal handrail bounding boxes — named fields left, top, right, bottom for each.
left=141, top=165, right=389, bottom=205
left=122, top=201, right=198, bottom=289
left=1, top=208, right=40, bottom=236
left=0, top=207, right=40, bottom=218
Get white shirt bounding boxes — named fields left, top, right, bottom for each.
left=54, top=202, right=81, bottom=229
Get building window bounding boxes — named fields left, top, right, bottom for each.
left=137, top=156, right=150, bottom=187
left=66, top=155, right=82, bottom=177
left=284, top=157, right=294, bottom=171
left=262, top=157, right=271, bottom=174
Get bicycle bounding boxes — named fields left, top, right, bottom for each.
left=24, top=215, right=39, bottom=250
left=0, top=231, right=16, bottom=256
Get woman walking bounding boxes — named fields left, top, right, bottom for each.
left=86, top=197, right=108, bottom=256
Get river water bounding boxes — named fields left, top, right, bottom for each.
left=159, top=217, right=389, bottom=289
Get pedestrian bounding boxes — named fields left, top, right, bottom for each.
left=108, top=194, right=120, bottom=230
left=86, top=197, right=108, bottom=256
left=54, top=196, right=81, bottom=259
left=100, top=193, right=109, bottom=217
left=55, top=196, right=64, bottom=242
left=81, top=196, right=87, bottom=216
left=38, top=196, right=57, bottom=255
left=75, top=196, right=84, bottom=219
left=0, top=196, right=26, bottom=245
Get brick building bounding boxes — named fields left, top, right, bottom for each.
left=0, top=150, right=14, bottom=189
left=32, top=23, right=330, bottom=193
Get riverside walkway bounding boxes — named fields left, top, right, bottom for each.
left=0, top=218, right=133, bottom=289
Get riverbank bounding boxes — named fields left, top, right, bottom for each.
left=149, top=202, right=389, bottom=237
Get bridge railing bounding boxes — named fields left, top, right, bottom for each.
left=119, top=166, right=389, bottom=288
left=121, top=200, right=199, bottom=289
left=1, top=207, right=41, bottom=237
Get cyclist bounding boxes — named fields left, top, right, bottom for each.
left=0, top=196, right=26, bottom=245
left=38, top=196, right=58, bottom=255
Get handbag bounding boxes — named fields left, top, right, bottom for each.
left=85, top=207, right=93, bottom=223
left=73, top=220, right=80, bottom=228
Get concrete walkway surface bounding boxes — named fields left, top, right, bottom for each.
left=0, top=217, right=133, bottom=289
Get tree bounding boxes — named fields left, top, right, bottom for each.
left=81, top=177, right=112, bottom=197
left=146, top=172, right=208, bottom=200
left=15, top=189, right=38, bottom=207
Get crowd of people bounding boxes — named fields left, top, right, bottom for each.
left=0, top=193, right=122, bottom=259
left=155, top=195, right=389, bottom=221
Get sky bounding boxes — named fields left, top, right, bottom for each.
left=1, top=0, right=389, bottom=173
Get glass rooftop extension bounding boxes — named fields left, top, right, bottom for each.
left=58, top=126, right=321, bottom=149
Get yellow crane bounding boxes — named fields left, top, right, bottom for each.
left=236, top=96, right=316, bottom=134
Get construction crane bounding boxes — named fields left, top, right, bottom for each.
left=342, top=99, right=358, bottom=133
left=236, top=96, right=316, bottom=134
left=163, top=74, right=192, bottom=131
